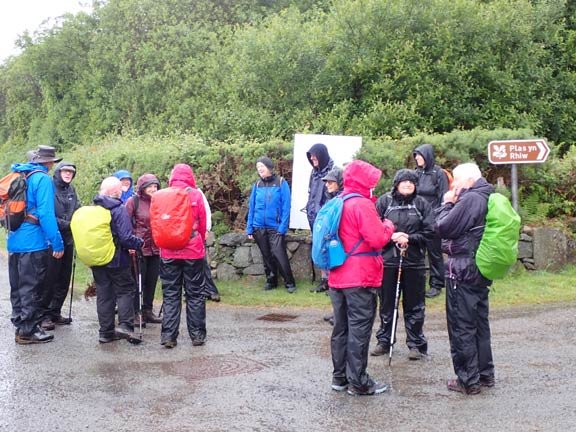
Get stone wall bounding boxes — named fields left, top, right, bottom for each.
left=206, top=226, right=575, bottom=281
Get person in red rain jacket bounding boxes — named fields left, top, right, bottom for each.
left=158, top=164, right=207, bottom=349
left=328, top=160, right=395, bottom=396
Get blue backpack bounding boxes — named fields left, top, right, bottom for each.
left=312, top=193, right=379, bottom=270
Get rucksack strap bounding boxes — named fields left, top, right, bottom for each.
left=343, top=193, right=379, bottom=259
left=385, top=202, right=423, bottom=221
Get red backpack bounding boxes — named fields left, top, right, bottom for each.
left=150, top=187, right=196, bottom=250
left=0, top=169, right=44, bottom=232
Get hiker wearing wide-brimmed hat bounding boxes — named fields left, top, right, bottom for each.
left=26, top=145, right=63, bottom=166
left=7, top=145, right=64, bottom=345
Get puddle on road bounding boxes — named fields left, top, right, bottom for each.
left=162, top=355, right=269, bottom=382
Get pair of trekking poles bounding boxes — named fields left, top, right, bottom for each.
left=68, top=250, right=145, bottom=342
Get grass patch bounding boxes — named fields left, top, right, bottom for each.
left=422, top=265, right=576, bottom=310
left=215, top=279, right=332, bottom=308
left=3, top=230, right=575, bottom=309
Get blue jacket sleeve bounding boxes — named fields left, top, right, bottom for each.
left=278, top=180, right=291, bottom=234
left=35, top=174, right=64, bottom=252
left=246, top=184, right=256, bottom=235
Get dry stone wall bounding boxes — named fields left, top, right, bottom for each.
left=206, top=226, right=575, bottom=282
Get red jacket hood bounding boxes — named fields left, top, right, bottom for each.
left=342, top=160, right=382, bottom=197
left=169, top=164, right=197, bottom=188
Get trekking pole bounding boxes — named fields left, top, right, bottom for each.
left=132, top=252, right=144, bottom=341
left=68, top=249, right=76, bottom=323
left=389, top=244, right=407, bottom=366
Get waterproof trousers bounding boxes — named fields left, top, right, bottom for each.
left=92, top=266, right=135, bottom=339
left=446, top=278, right=494, bottom=387
left=9, top=250, right=49, bottom=336
left=41, top=243, right=75, bottom=320
left=201, top=256, right=219, bottom=297
left=132, top=254, right=160, bottom=313
left=252, top=228, right=295, bottom=287
left=425, top=234, right=445, bottom=290
left=376, top=266, right=427, bottom=353
left=159, top=258, right=206, bottom=343
left=330, top=287, right=378, bottom=391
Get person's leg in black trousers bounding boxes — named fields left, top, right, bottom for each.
left=253, top=228, right=278, bottom=289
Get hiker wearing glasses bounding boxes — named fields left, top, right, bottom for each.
left=40, top=162, right=80, bottom=329
left=435, top=163, right=495, bottom=395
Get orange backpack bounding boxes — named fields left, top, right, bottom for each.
left=443, top=169, right=454, bottom=190
left=0, top=169, right=43, bottom=232
left=149, top=187, right=195, bottom=250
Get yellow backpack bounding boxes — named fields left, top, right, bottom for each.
left=71, top=206, right=115, bottom=267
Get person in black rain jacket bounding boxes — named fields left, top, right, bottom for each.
left=371, top=169, right=434, bottom=360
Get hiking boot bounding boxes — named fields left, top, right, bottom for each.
left=162, top=339, right=177, bottom=349
left=331, top=377, right=349, bottom=392
left=192, top=337, right=206, bottom=346
left=480, top=376, right=495, bottom=388
left=425, top=287, right=442, bottom=298
left=263, top=282, right=277, bottom=291
left=99, top=334, right=121, bottom=344
left=286, top=284, right=296, bottom=294
left=310, top=279, right=329, bottom=293
left=371, top=344, right=390, bottom=356
left=115, top=325, right=142, bottom=345
left=16, top=327, right=54, bottom=345
left=143, top=310, right=162, bottom=324
left=347, top=382, right=388, bottom=396
left=408, top=348, right=425, bottom=360
left=133, top=314, right=147, bottom=328
left=447, top=378, right=481, bottom=395
left=53, top=316, right=73, bottom=325
left=40, top=319, right=55, bottom=331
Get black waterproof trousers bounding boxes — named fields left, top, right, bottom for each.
left=426, top=235, right=445, bottom=290
left=252, top=228, right=295, bottom=287
left=201, top=256, right=219, bottom=297
left=159, top=258, right=206, bottom=343
left=446, top=279, right=494, bottom=387
left=330, top=287, right=378, bottom=391
left=132, top=254, right=160, bottom=313
left=9, top=250, right=49, bottom=336
left=376, top=266, right=427, bottom=353
left=92, top=265, right=135, bottom=338
left=41, top=243, right=75, bottom=320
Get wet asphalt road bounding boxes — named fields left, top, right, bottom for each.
left=1, top=252, right=575, bottom=432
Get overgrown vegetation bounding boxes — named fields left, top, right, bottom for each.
left=2, top=0, right=576, bottom=224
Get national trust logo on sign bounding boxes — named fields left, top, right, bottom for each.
left=491, top=144, right=507, bottom=160
left=488, top=139, right=550, bottom=165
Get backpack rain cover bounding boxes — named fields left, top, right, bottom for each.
left=475, top=193, right=521, bottom=280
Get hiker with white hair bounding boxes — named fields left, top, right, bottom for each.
left=90, top=176, right=144, bottom=344
left=435, top=162, right=495, bottom=395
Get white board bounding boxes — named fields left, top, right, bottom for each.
left=290, top=134, right=362, bottom=230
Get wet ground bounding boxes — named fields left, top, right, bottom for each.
left=0, top=253, right=575, bottom=432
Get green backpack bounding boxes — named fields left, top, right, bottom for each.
left=71, top=205, right=116, bottom=267
left=475, top=193, right=521, bottom=280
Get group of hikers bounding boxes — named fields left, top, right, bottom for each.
left=5, top=146, right=219, bottom=349
left=244, top=142, right=494, bottom=396
left=4, top=141, right=496, bottom=398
